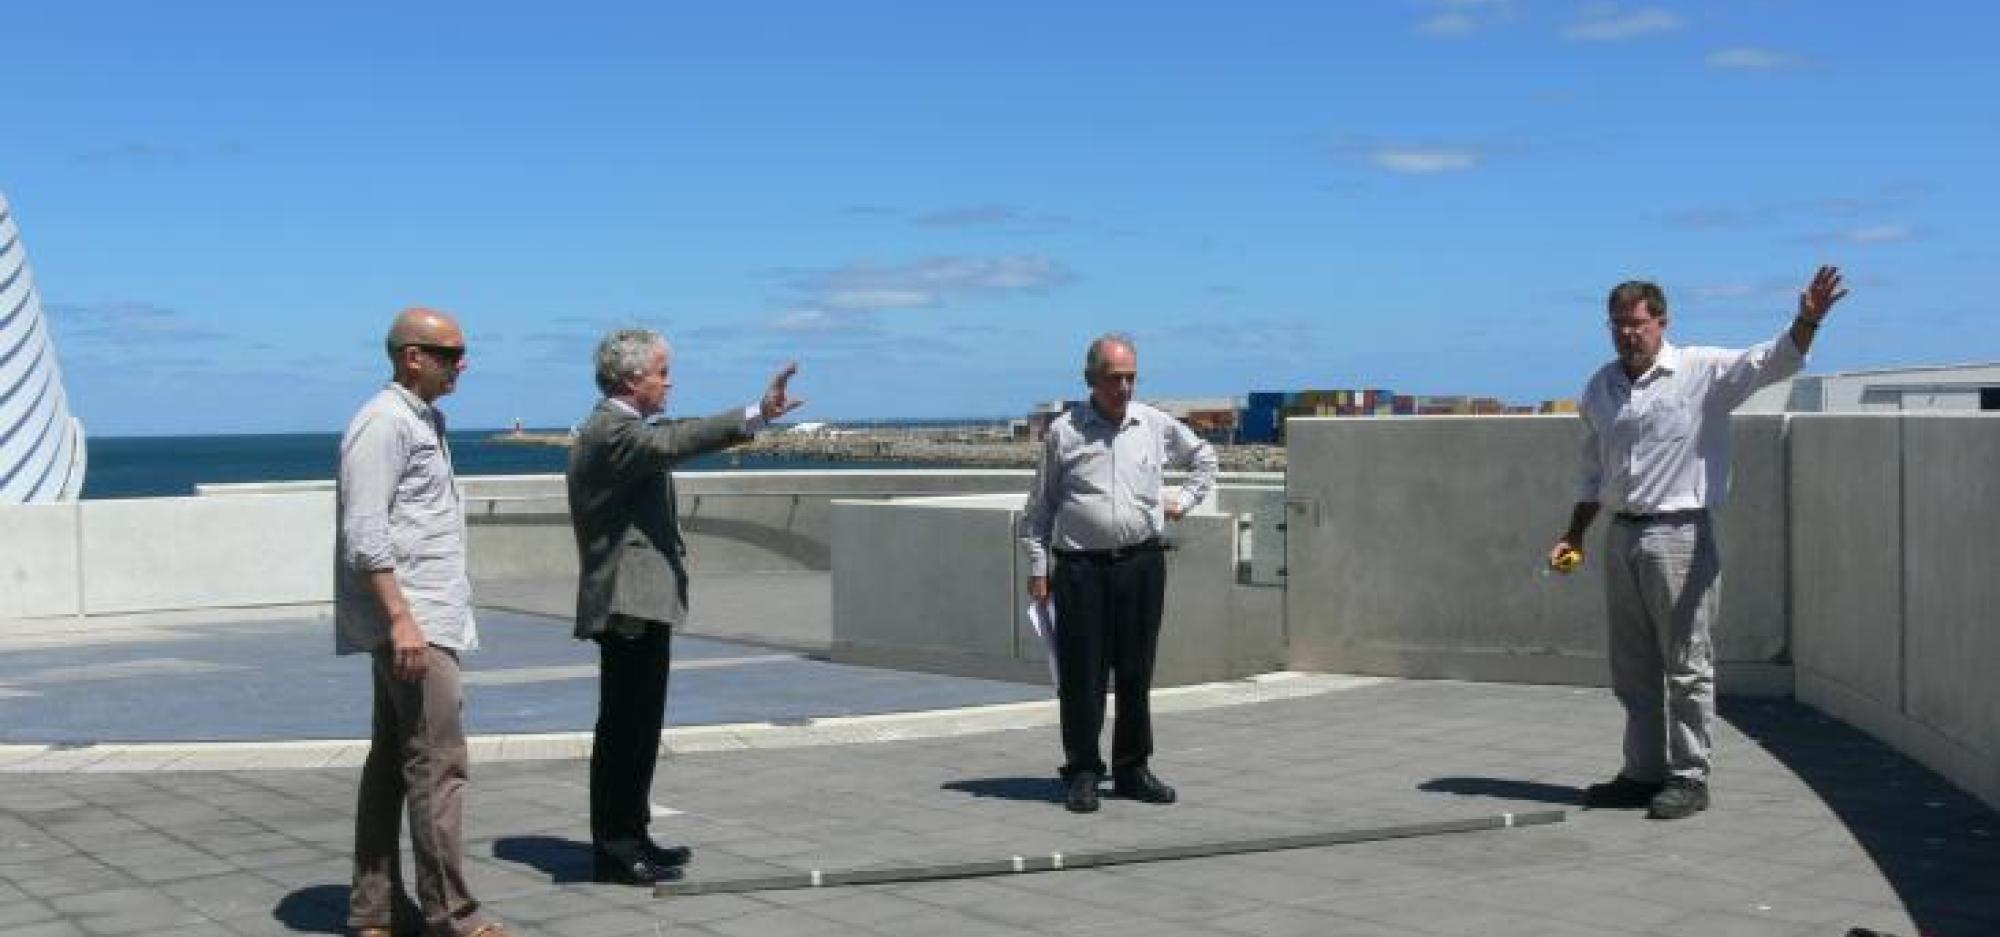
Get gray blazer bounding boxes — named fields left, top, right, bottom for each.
left=566, top=401, right=747, bottom=638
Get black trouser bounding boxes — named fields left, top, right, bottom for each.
left=590, top=617, right=673, bottom=856
left=1052, top=545, right=1167, bottom=778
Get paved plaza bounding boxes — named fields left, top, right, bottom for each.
left=1, top=595, right=1996, bottom=936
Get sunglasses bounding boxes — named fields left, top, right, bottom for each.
left=403, top=343, right=467, bottom=365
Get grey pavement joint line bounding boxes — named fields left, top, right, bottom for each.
left=652, top=809, right=1567, bottom=897
left=0, top=671, right=1385, bottom=773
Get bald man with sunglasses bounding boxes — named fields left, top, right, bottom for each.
left=335, top=308, right=510, bottom=937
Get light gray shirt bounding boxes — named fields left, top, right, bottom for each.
left=334, top=383, right=477, bottom=654
left=1576, top=331, right=1805, bottom=514
left=1019, top=400, right=1220, bottom=577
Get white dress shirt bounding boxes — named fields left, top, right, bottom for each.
left=1018, top=400, right=1220, bottom=577
left=1576, top=331, right=1806, bottom=513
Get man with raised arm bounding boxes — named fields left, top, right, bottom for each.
left=1554, top=267, right=1847, bottom=820
left=566, top=329, right=802, bottom=884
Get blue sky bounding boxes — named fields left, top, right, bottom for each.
left=3, top=1, right=1992, bottom=435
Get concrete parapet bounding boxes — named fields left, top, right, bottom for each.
left=0, top=501, right=82, bottom=617
left=1792, top=414, right=2000, bottom=811
left=0, top=492, right=333, bottom=616
left=1282, top=415, right=1791, bottom=695
left=828, top=491, right=1285, bottom=687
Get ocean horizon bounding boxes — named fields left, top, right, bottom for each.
left=80, top=421, right=1012, bottom=500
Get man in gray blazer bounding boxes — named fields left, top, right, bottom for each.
left=566, top=328, right=802, bottom=885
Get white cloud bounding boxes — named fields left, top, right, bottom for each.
left=1414, top=0, right=1513, bottom=38
left=784, top=255, right=1075, bottom=311
left=771, top=310, right=856, bottom=333
left=1692, top=283, right=1760, bottom=301
left=912, top=204, right=1074, bottom=230
left=43, top=301, right=228, bottom=344
left=1562, top=5, right=1682, bottom=42
left=821, top=289, right=934, bottom=311
left=1841, top=223, right=1914, bottom=244
left=1416, top=13, right=1479, bottom=37
left=1371, top=147, right=1482, bottom=174
left=1706, top=46, right=1804, bottom=70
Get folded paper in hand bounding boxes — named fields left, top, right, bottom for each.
left=1026, top=601, right=1059, bottom=690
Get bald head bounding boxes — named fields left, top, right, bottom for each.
left=384, top=306, right=468, bottom=402
left=385, top=307, right=461, bottom=358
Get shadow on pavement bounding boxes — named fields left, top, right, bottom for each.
left=942, top=776, right=1065, bottom=804
left=275, top=884, right=425, bottom=935
left=271, top=885, right=346, bottom=934
left=1416, top=776, right=1583, bottom=806
left=1721, top=697, right=2000, bottom=937
left=493, top=834, right=596, bottom=883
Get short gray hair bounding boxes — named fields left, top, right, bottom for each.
left=1084, top=332, right=1137, bottom=379
left=593, top=329, right=670, bottom=395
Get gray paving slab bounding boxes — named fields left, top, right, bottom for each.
left=0, top=601, right=1043, bottom=743
left=0, top=663, right=1994, bottom=936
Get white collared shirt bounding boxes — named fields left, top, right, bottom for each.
left=1575, top=331, right=1805, bottom=513
left=1018, top=400, right=1220, bottom=577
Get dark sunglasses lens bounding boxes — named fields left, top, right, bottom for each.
left=413, top=344, right=465, bottom=364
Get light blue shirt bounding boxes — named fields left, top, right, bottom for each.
left=1019, top=400, right=1219, bottom=577
left=334, top=383, right=477, bottom=654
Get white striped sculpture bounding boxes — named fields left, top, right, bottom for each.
left=0, top=190, right=87, bottom=502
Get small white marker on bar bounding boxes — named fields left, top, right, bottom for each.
left=810, top=870, right=824, bottom=887
left=1502, top=813, right=1516, bottom=828
left=1051, top=852, right=1064, bottom=870
left=1011, top=855, right=1025, bottom=872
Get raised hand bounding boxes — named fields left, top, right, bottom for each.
left=759, top=361, right=805, bottom=421
left=1798, top=265, right=1849, bottom=326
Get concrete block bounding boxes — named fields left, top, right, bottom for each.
left=1901, top=415, right=2000, bottom=802
left=1716, top=415, right=1788, bottom=663
left=1284, top=416, right=1612, bottom=685
left=1285, top=415, right=1789, bottom=691
left=1154, top=513, right=1246, bottom=685
left=78, top=493, right=332, bottom=614
left=1789, top=416, right=1902, bottom=710
left=830, top=499, right=1020, bottom=667
left=0, top=502, right=80, bottom=618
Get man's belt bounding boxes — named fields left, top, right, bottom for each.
left=1612, top=509, right=1708, bottom=524
left=1053, top=537, right=1166, bottom=564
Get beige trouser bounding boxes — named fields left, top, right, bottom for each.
left=350, top=645, right=491, bottom=937
left=1604, top=514, right=1719, bottom=783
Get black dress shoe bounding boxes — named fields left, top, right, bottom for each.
left=643, top=840, right=692, bottom=867
left=1065, top=770, right=1101, bottom=813
left=1583, top=773, right=1663, bottom=809
left=1112, top=766, right=1177, bottom=804
left=592, top=851, right=672, bottom=886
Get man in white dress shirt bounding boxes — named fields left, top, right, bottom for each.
left=1552, top=266, right=1847, bottom=819
left=1020, top=333, right=1219, bottom=813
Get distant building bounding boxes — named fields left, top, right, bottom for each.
left=1742, top=363, right=2000, bottom=413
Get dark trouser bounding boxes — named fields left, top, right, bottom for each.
left=350, top=646, right=491, bottom=937
left=1052, top=547, right=1167, bottom=778
left=590, top=616, right=673, bottom=856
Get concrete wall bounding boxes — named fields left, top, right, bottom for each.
left=1792, top=415, right=2000, bottom=811
left=0, top=501, right=82, bottom=618
left=0, top=492, right=333, bottom=616
left=828, top=491, right=1285, bottom=686
left=1283, top=415, right=1792, bottom=694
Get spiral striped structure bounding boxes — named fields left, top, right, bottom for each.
left=0, top=191, right=87, bottom=502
